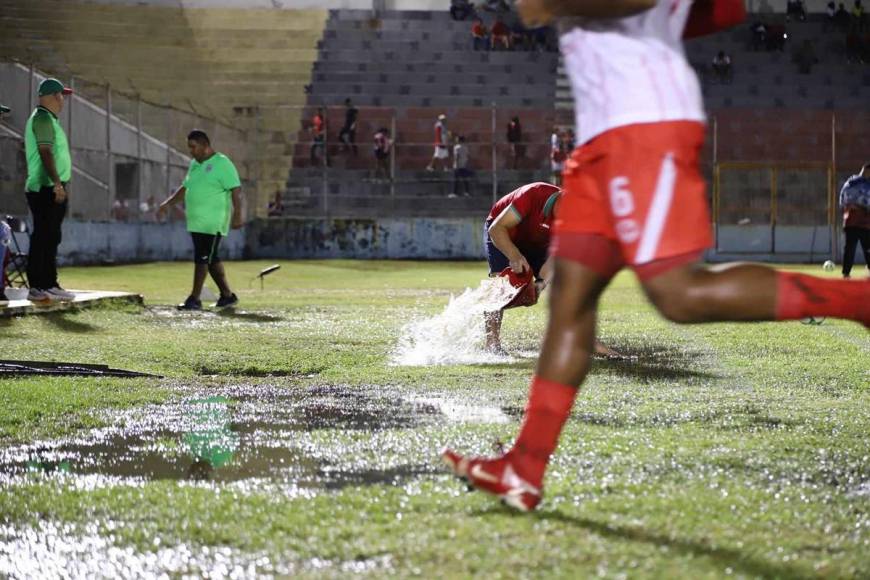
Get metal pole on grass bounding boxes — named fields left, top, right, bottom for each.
left=165, top=107, right=173, bottom=201
left=322, top=105, right=328, bottom=216
left=830, top=112, right=838, bottom=262
left=137, top=94, right=143, bottom=210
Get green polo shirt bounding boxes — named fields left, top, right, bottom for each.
left=24, top=106, right=72, bottom=192
left=182, top=152, right=240, bottom=236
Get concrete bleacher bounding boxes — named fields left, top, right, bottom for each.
left=309, top=9, right=558, bottom=109
left=0, top=0, right=327, bottom=215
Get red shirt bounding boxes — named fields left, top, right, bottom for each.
left=312, top=113, right=324, bottom=136
left=472, top=22, right=487, bottom=38
left=487, top=182, right=561, bottom=252
left=491, top=21, right=509, bottom=38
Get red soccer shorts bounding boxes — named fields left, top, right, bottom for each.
left=551, top=121, right=712, bottom=280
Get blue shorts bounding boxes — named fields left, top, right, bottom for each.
left=484, top=219, right=548, bottom=280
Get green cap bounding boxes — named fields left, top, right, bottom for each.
left=0, top=105, right=10, bottom=114
left=38, top=78, right=73, bottom=97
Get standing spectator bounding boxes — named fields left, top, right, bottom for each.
left=373, top=127, right=392, bottom=180
left=825, top=1, right=837, bottom=30
left=450, top=0, right=474, bottom=21
left=338, top=98, right=358, bottom=155
left=157, top=130, right=243, bottom=311
left=750, top=21, right=767, bottom=51
left=309, top=107, right=326, bottom=167
left=839, top=163, right=870, bottom=278
left=835, top=2, right=851, bottom=29
left=511, top=20, right=529, bottom=50
left=712, top=50, right=733, bottom=82
left=24, top=78, right=75, bottom=302
left=427, top=114, right=450, bottom=172
left=507, top=116, right=524, bottom=169
left=471, top=17, right=489, bottom=51
left=853, top=0, right=865, bottom=33
left=786, top=0, right=807, bottom=22
left=549, top=127, right=565, bottom=186
left=267, top=190, right=284, bottom=217
left=451, top=135, right=472, bottom=197
left=491, top=17, right=511, bottom=50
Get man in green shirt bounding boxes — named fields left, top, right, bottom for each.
left=157, top=130, right=243, bottom=310
left=24, top=78, right=76, bottom=303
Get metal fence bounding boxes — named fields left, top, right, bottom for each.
left=0, top=62, right=253, bottom=223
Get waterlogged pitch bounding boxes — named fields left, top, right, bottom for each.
left=0, top=261, right=867, bottom=577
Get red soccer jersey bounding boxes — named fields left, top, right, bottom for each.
left=488, top=182, right=561, bottom=252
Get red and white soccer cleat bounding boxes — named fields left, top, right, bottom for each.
left=441, top=448, right=541, bottom=512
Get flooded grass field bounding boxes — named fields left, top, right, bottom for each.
left=0, top=261, right=868, bottom=578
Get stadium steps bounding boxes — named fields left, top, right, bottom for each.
left=0, top=0, right=328, bottom=217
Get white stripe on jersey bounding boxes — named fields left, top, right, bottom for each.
left=635, top=153, right=677, bottom=264
left=559, top=0, right=706, bottom=146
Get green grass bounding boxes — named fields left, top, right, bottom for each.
left=0, top=260, right=868, bottom=577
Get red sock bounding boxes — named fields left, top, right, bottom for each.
left=776, top=272, right=870, bottom=325
left=509, top=376, right=578, bottom=488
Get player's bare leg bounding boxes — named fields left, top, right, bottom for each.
left=483, top=310, right=504, bottom=353
left=190, top=263, right=208, bottom=299
left=640, top=260, right=869, bottom=325
left=443, top=259, right=611, bottom=511
left=207, top=261, right=233, bottom=298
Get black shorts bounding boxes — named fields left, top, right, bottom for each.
left=483, top=219, right=547, bottom=280
left=191, top=232, right=222, bottom=265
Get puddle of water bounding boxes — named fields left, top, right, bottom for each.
left=0, top=521, right=394, bottom=578
left=391, top=277, right=519, bottom=366
left=0, top=385, right=497, bottom=490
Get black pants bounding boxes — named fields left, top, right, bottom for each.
left=842, top=226, right=870, bottom=277
left=26, top=186, right=68, bottom=289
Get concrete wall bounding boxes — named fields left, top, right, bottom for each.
left=8, top=217, right=862, bottom=264
left=8, top=221, right=248, bottom=265
left=251, top=217, right=485, bottom=259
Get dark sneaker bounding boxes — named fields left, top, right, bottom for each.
left=176, top=296, right=202, bottom=311
left=215, top=293, right=238, bottom=309
left=28, top=288, right=51, bottom=302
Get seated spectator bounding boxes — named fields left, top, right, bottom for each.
left=786, top=0, right=807, bottom=22
left=309, top=107, right=326, bottom=167
left=450, top=0, right=475, bottom=21
left=267, top=190, right=284, bottom=217
left=507, top=116, right=525, bottom=169
left=711, top=50, right=733, bottom=83
left=511, top=20, right=528, bottom=51
left=766, top=24, right=787, bottom=51
left=793, top=39, right=819, bottom=73
left=491, top=17, right=511, bottom=50
left=529, top=26, right=551, bottom=51
left=471, top=18, right=489, bottom=51
left=373, top=127, right=392, bottom=180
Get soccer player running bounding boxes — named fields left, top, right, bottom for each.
left=485, top=181, right=619, bottom=358
left=443, top=0, right=870, bottom=512
left=157, top=130, right=243, bottom=310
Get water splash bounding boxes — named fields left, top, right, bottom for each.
left=391, top=277, right=519, bottom=366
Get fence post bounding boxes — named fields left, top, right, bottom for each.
left=712, top=115, right=718, bottom=251
left=770, top=167, right=777, bottom=254
left=136, top=94, right=143, bottom=208
left=390, top=109, right=396, bottom=197
left=106, top=84, right=114, bottom=220
left=27, top=64, right=34, bottom=113
left=322, top=105, right=329, bottom=217
left=68, top=77, right=75, bottom=152
left=491, top=102, right=497, bottom=203
left=165, top=107, right=172, bottom=201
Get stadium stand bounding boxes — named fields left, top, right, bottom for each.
left=0, top=0, right=327, bottom=215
